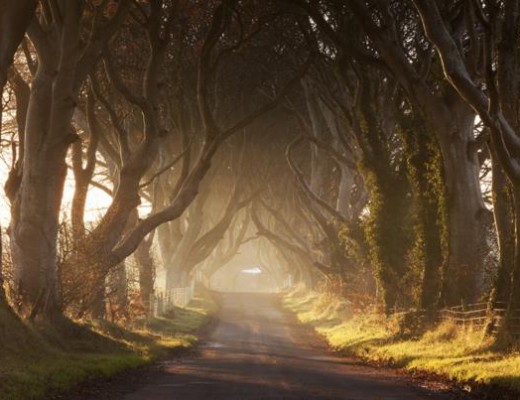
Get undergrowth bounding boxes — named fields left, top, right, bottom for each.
left=0, top=285, right=217, bottom=400
left=283, top=284, right=520, bottom=393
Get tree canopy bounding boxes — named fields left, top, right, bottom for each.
left=1, top=0, right=520, bottom=343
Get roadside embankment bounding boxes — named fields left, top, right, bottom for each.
left=0, top=284, right=218, bottom=400
left=283, top=285, right=520, bottom=398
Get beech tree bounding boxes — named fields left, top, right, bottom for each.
left=4, top=0, right=520, bottom=343
left=285, top=0, right=488, bottom=307
left=409, top=0, right=520, bottom=329
left=0, top=1, right=37, bottom=92
left=0, top=0, right=313, bottom=320
left=6, top=1, right=130, bottom=319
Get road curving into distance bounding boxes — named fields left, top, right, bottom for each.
left=118, top=292, right=461, bottom=400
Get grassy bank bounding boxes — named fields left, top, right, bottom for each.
left=283, top=285, right=520, bottom=394
left=0, top=285, right=218, bottom=400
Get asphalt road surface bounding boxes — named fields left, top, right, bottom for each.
left=117, top=292, right=461, bottom=400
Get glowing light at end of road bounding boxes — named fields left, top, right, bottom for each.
left=241, top=266, right=262, bottom=274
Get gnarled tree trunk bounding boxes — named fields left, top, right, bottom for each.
left=134, top=235, right=156, bottom=316
left=436, top=108, right=487, bottom=306
left=10, top=49, right=67, bottom=318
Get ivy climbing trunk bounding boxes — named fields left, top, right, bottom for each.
left=490, top=155, right=514, bottom=304
left=403, top=121, right=445, bottom=311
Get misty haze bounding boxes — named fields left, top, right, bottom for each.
left=0, top=1, right=519, bottom=399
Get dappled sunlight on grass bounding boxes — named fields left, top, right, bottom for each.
left=283, top=286, right=520, bottom=392
left=0, top=286, right=217, bottom=400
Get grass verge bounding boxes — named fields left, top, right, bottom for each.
left=283, top=285, right=520, bottom=395
left=0, top=284, right=218, bottom=400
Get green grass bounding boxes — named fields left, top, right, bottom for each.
left=0, top=285, right=218, bottom=400
left=283, top=285, right=520, bottom=393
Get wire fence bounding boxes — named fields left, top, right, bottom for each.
left=386, top=300, right=520, bottom=338
left=281, top=274, right=294, bottom=290
left=433, top=302, right=520, bottom=337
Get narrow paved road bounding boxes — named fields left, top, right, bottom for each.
left=121, top=293, right=459, bottom=400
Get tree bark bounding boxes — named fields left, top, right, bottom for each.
left=490, top=153, right=514, bottom=304
left=509, top=188, right=520, bottom=310
left=403, top=121, right=445, bottom=310
left=10, top=49, right=64, bottom=317
left=0, top=1, right=37, bottom=90
left=437, top=111, right=486, bottom=306
left=134, top=235, right=155, bottom=316
left=108, top=262, right=128, bottom=321
left=71, top=89, right=99, bottom=242
left=165, top=195, right=206, bottom=289
left=8, top=1, right=128, bottom=318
